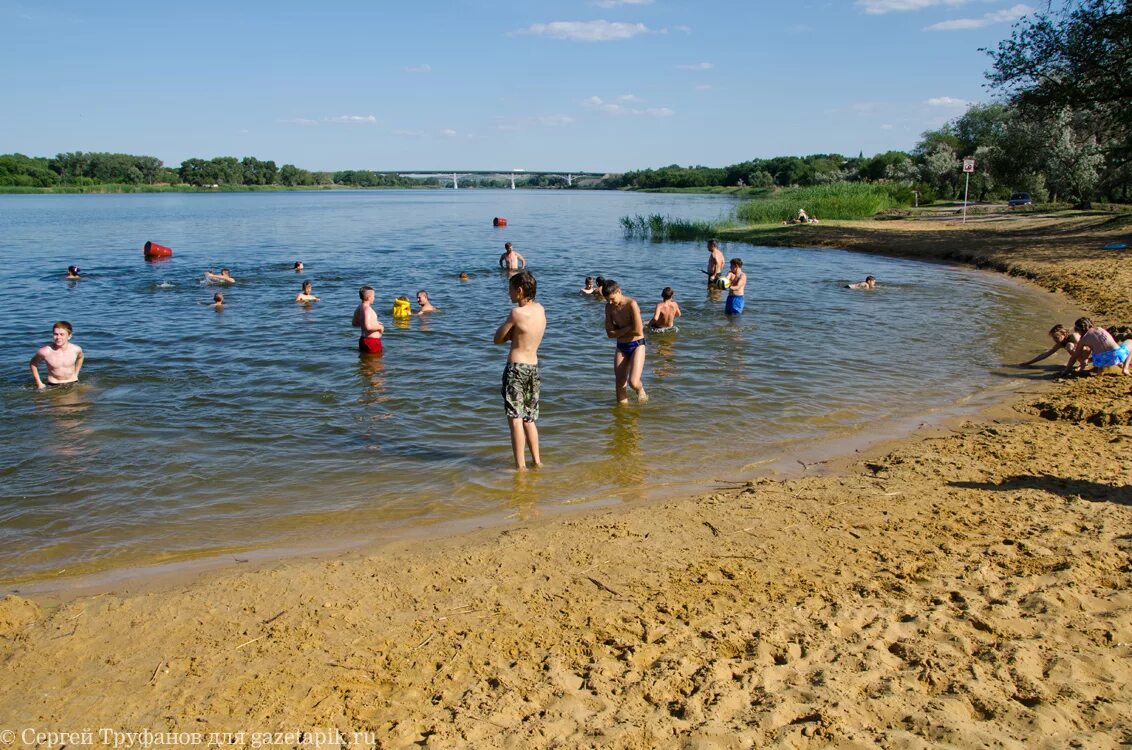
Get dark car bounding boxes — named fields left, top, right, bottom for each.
left=1008, top=192, right=1034, bottom=207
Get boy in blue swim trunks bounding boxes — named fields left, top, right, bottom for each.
left=1063, top=317, right=1132, bottom=376
left=603, top=279, right=648, bottom=403
left=494, top=271, right=546, bottom=470
left=725, top=258, right=746, bottom=315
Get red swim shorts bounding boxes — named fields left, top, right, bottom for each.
left=358, top=336, right=383, bottom=355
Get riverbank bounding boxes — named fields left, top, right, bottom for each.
left=1, top=214, right=1129, bottom=747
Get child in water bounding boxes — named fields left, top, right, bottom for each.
left=648, top=287, right=681, bottom=331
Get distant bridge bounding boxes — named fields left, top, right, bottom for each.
left=396, top=170, right=609, bottom=189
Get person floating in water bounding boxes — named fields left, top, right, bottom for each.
left=65, top=265, right=81, bottom=279
left=295, top=281, right=319, bottom=303
left=494, top=270, right=546, bottom=470
left=1018, top=323, right=1079, bottom=367
left=580, top=276, right=596, bottom=295
left=603, top=278, right=648, bottom=404
left=706, top=239, right=726, bottom=288
left=1063, top=317, right=1132, bottom=376
left=352, top=285, right=385, bottom=355
left=648, top=287, right=682, bottom=331
left=204, top=268, right=236, bottom=284
left=498, top=242, right=527, bottom=271
left=847, top=275, right=877, bottom=290
left=415, top=289, right=437, bottom=313
left=593, top=276, right=606, bottom=299
left=30, top=320, right=83, bottom=389
left=293, top=261, right=304, bottom=272
left=210, top=292, right=224, bottom=309
left=458, top=272, right=470, bottom=282
left=725, top=258, right=747, bottom=315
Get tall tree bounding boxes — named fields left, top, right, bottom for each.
left=985, top=0, right=1132, bottom=169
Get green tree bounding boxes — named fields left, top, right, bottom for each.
left=985, top=0, right=1131, bottom=170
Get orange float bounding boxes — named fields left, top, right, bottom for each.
left=143, top=241, right=173, bottom=260
left=493, top=217, right=508, bottom=227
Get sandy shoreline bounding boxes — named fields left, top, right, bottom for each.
left=2, top=213, right=1130, bottom=747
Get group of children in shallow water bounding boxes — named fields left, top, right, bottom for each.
left=33, top=241, right=1132, bottom=472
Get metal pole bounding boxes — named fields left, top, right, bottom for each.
left=962, top=173, right=970, bottom=223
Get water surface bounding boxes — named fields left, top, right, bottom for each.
left=0, top=190, right=1068, bottom=583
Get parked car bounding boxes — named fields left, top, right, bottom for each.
left=1008, top=192, right=1034, bottom=207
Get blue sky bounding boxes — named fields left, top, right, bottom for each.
left=0, top=0, right=1035, bottom=172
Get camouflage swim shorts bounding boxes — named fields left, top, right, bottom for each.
left=502, top=362, right=540, bottom=422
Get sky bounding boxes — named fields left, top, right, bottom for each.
left=0, top=0, right=1037, bottom=173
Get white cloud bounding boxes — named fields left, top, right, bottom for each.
left=404, top=64, right=432, bottom=73
left=591, top=0, right=653, bottom=6
left=857, top=0, right=972, bottom=14
left=441, top=128, right=457, bottom=137
left=672, top=24, right=692, bottom=33
left=280, top=118, right=319, bottom=126
left=925, top=3, right=1031, bottom=30
left=927, top=96, right=968, bottom=106
left=677, top=62, right=713, bottom=70
left=539, top=115, right=575, bottom=126
left=392, top=129, right=425, bottom=137
left=584, top=95, right=673, bottom=117
left=516, top=20, right=650, bottom=42
left=325, top=115, right=378, bottom=124
left=880, top=123, right=895, bottom=130
left=695, top=84, right=713, bottom=91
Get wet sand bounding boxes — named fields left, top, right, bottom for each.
left=2, top=212, right=1130, bottom=747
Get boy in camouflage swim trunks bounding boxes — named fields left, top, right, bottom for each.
left=493, top=271, right=546, bottom=470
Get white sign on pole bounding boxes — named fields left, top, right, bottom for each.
left=962, top=158, right=976, bottom=173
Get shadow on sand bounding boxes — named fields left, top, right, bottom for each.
left=949, top=474, right=1131, bottom=506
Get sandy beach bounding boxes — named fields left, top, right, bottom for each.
left=2, top=212, right=1130, bottom=748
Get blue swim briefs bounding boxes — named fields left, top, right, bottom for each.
left=725, top=294, right=745, bottom=315
left=1092, top=342, right=1129, bottom=369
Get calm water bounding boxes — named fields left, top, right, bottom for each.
left=0, top=191, right=1066, bottom=584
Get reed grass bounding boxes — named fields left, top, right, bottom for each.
left=736, top=183, right=903, bottom=223
left=619, top=214, right=731, bottom=241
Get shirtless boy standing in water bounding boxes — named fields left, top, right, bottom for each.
left=498, top=242, right=527, bottom=271
left=706, top=239, right=726, bottom=287
left=494, top=271, right=545, bottom=470
left=725, top=258, right=747, bottom=315
left=352, top=285, right=385, bottom=355
left=603, top=279, right=648, bottom=403
left=648, top=287, right=681, bottom=331
left=30, top=321, right=84, bottom=389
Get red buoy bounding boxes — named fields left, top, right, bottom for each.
left=143, top=241, right=173, bottom=260
left=493, top=217, right=508, bottom=227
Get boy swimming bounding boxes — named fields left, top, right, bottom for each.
left=494, top=271, right=546, bottom=470
left=204, top=268, right=236, bottom=284
left=580, top=277, right=596, bottom=295
left=352, top=285, right=385, bottom=355
left=847, top=276, right=876, bottom=290
left=648, top=287, right=681, bottom=331
left=65, top=265, right=81, bottom=279
left=295, top=281, right=319, bottom=303
left=603, top=279, right=648, bottom=403
left=30, top=321, right=84, bottom=389
left=210, top=292, right=224, bottom=309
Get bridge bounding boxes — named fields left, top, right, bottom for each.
left=396, top=170, right=609, bottom=189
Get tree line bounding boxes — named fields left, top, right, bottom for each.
left=0, top=152, right=429, bottom=189
left=605, top=0, right=1129, bottom=206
